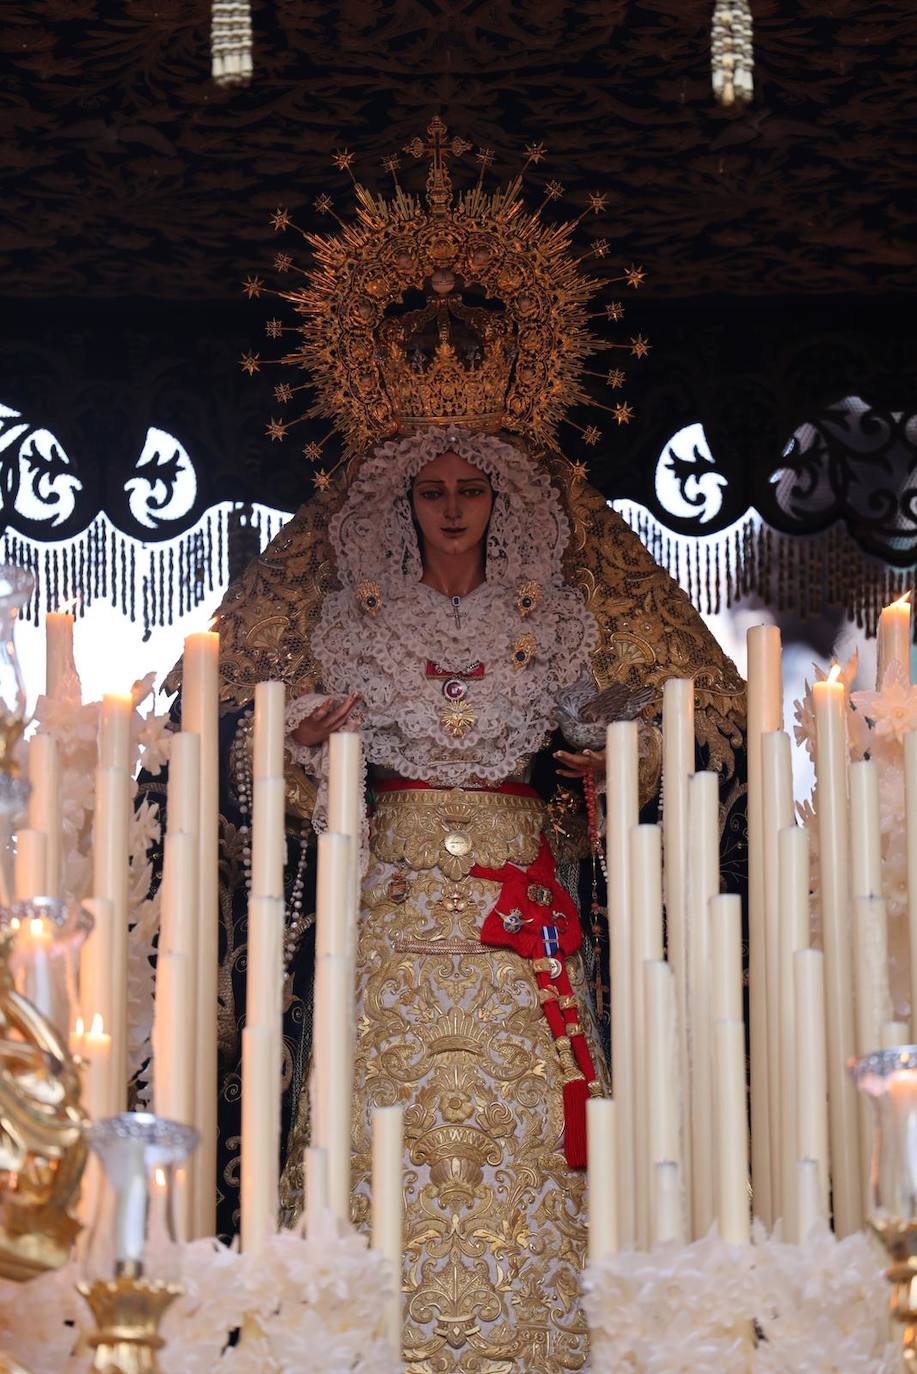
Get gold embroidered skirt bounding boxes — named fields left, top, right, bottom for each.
left=291, top=784, right=608, bottom=1373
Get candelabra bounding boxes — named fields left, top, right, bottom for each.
left=852, top=1046, right=917, bottom=1368
left=78, top=1113, right=199, bottom=1374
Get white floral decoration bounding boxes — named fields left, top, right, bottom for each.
left=584, top=1225, right=899, bottom=1373
left=0, top=1219, right=399, bottom=1374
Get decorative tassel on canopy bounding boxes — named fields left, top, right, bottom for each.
left=0, top=504, right=286, bottom=640
left=211, top=1, right=253, bottom=88
left=711, top=0, right=754, bottom=107
left=617, top=506, right=915, bottom=641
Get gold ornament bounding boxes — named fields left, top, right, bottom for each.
left=514, top=581, right=541, bottom=619
left=356, top=579, right=382, bottom=616
left=251, top=115, right=648, bottom=456
left=511, top=633, right=536, bottom=671
left=441, top=699, right=476, bottom=740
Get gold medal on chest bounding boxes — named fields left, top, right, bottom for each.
left=440, top=699, right=477, bottom=739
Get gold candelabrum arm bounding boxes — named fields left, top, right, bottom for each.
left=0, top=966, right=88, bottom=1281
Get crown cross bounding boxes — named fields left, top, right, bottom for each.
left=403, top=115, right=472, bottom=217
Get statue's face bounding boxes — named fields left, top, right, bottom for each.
left=411, top=451, right=494, bottom=561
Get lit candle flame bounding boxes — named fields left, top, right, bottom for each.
left=73, top=1016, right=85, bottom=1038
left=827, top=663, right=842, bottom=685
left=51, top=597, right=78, bottom=616
left=89, top=1012, right=105, bottom=1037
left=890, top=590, right=912, bottom=609
left=29, top=916, right=47, bottom=938
left=154, top=1167, right=167, bottom=1189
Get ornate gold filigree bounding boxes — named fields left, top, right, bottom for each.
left=252, top=116, right=648, bottom=456
left=340, top=826, right=605, bottom=1372
left=371, top=787, right=543, bottom=881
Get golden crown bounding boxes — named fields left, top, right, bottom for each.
left=240, top=117, right=649, bottom=476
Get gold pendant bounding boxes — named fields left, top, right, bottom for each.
left=441, top=700, right=476, bottom=738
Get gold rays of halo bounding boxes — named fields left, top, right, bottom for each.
left=239, top=116, right=649, bottom=487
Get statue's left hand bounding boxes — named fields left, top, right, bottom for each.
left=553, top=747, right=605, bottom=779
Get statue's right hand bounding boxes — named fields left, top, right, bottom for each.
left=291, top=693, right=361, bottom=748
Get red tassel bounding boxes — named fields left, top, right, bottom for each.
left=563, top=1077, right=590, bottom=1169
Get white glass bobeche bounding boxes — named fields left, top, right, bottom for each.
left=84, top=1113, right=200, bottom=1283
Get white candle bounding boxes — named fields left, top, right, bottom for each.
left=327, top=732, right=362, bottom=947
left=166, top=732, right=201, bottom=838
left=761, top=730, right=793, bottom=1223
left=81, top=1011, right=114, bottom=1121
left=304, top=1145, right=329, bottom=1237
left=152, top=950, right=193, bottom=1124
left=246, top=890, right=285, bottom=1176
left=371, top=1105, right=404, bottom=1354
left=849, top=759, right=882, bottom=898
left=254, top=680, right=286, bottom=777
left=713, top=1018, right=750, bottom=1244
left=251, top=775, right=286, bottom=899
left=778, top=825, right=809, bottom=1238
left=113, top=1137, right=148, bottom=1269
left=903, top=733, right=917, bottom=1028
left=316, top=832, right=355, bottom=960
left=27, top=734, right=61, bottom=897
left=605, top=719, right=638, bottom=1246
left=181, top=630, right=220, bottom=1239
left=586, top=1097, right=618, bottom=1261
left=644, top=960, right=679, bottom=1169
left=45, top=610, right=77, bottom=700
left=882, top=1022, right=911, bottom=1048
left=651, top=1160, right=684, bottom=1246
left=877, top=591, right=911, bottom=688
left=795, top=1157, right=823, bottom=1243
left=99, top=693, right=133, bottom=771
left=80, top=896, right=114, bottom=1050
left=687, top=769, right=719, bottom=1237
left=661, top=677, right=693, bottom=1232
left=14, top=828, right=48, bottom=900
left=793, top=949, right=830, bottom=1215
left=710, top=894, right=743, bottom=1023
left=240, top=1023, right=276, bottom=1255
left=20, top=915, right=53, bottom=1020
left=252, top=682, right=287, bottom=900
left=630, top=823, right=663, bottom=1247
left=853, top=894, right=891, bottom=1211
left=812, top=666, right=861, bottom=1234
left=311, top=952, right=353, bottom=1223
left=746, top=623, right=782, bottom=1227
left=92, top=766, right=130, bottom=1110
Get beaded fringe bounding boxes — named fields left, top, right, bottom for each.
left=618, top=508, right=913, bottom=640
left=1, top=502, right=908, bottom=643
left=1, top=504, right=286, bottom=640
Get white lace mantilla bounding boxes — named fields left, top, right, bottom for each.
left=291, top=428, right=599, bottom=788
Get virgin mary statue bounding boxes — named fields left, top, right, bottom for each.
left=174, top=121, right=745, bottom=1372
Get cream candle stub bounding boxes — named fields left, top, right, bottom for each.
left=661, top=677, right=694, bottom=1234
left=27, top=734, right=61, bottom=897
left=746, top=622, right=782, bottom=1229
left=876, top=593, right=911, bottom=688
left=181, top=629, right=220, bottom=1239
left=602, top=719, right=637, bottom=1247
left=586, top=1097, right=619, bottom=1261
left=372, top=1104, right=404, bottom=1354
left=45, top=610, right=77, bottom=700
left=812, top=667, right=862, bottom=1235
left=605, top=719, right=638, bottom=1246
